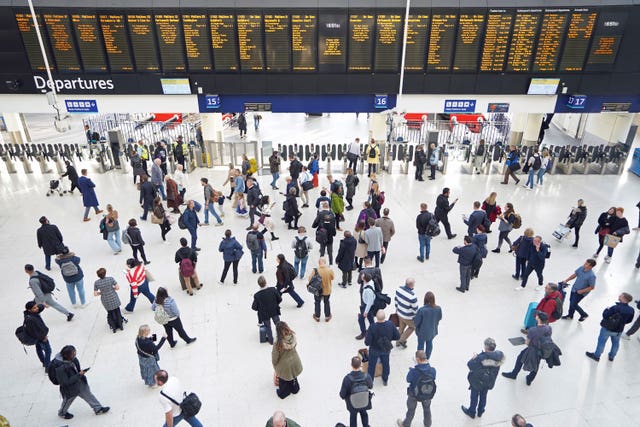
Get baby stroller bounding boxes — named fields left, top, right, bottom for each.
left=46, top=178, right=66, bottom=197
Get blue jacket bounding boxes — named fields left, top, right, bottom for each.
left=219, top=237, right=243, bottom=262
left=77, top=175, right=99, bottom=207
left=472, top=233, right=488, bottom=258
left=365, top=320, right=400, bottom=353
left=183, top=208, right=199, bottom=231
left=55, top=254, right=84, bottom=283
left=414, top=305, right=442, bottom=342
left=513, top=235, right=533, bottom=259
left=527, top=243, right=548, bottom=268
left=453, top=244, right=479, bottom=266
left=465, top=210, right=486, bottom=236
left=234, top=176, right=245, bottom=193
left=406, top=363, right=437, bottom=395
left=601, top=302, right=635, bottom=333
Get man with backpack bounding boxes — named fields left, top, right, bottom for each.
left=252, top=275, right=282, bottom=345
left=396, top=350, right=437, bottom=427
left=55, top=246, right=86, bottom=307
left=356, top=273, right=377, bottom=340
left=291, top=227, right=313, bottom=279
left=246, top=224, right=267, bottom=274
left=586, top=292, right=635, bottom=362
left=502, top=311, right=552, bottom=385
left=175, top=238, right=202, bottom=293
left=365, top=310, right=400, bottom=386
left=314, top=212, right=337, bottom=265
left=339, top=356, right=373, bottom=427
left=200, top=178, right=223, bottom=227
left=22, top=301, right=52, bottom=370
left=311, top=257, right=335, bottom=322
left=416, top=203, right=437, bottom=262
left=36, top=216, right=64, bottom=271
left=561, top=259, right=597, bottom=322
left=461, top=338, right=504, bottom=419
left=25, top=264, right=74, bottom=321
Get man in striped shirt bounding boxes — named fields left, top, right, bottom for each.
left=395, top=278, right=419, bottom=349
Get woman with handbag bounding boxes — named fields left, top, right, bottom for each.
left=218, top=229, right=244, bottom=285
left=594, top=207, right=616, bottom=259
left=104, top=204, right=121, bottom=254
left=94, top=267, right=126, bottom=333
left=151, top=197, right=171, bottom=242
left=492, top=203, right=516, bottom=253
left=354, top=220, right=368, bottom=271
left=272, top=321, right=303, bottom=399
left=152, top=287, right=196, bottom=348
left=257, top=195, right=279, bottom=241
left=135, top=324, right=166, bottom=387
left=565, top=199, right=587, bottom=248
left=601, top=207, right=630, bottom=263
left=124, top=258, right=157, bottom=309
left=481, top=192, right=500, bottom=233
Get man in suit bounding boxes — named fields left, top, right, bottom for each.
left=252, top=275, right=282, bottom=345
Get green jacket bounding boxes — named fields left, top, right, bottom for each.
left=331, top=192, right=345, bottom=214
left=265, top=418, right=301, bottom=427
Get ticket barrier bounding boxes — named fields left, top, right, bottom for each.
left=0, top=145, right=16, bottom=173
left=34, top=146, right=52, bottom=174
left=95, top=143, right=113, bottom=173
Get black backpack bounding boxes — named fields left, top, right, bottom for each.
left=468, top=366, right=498, bottom=391
left=367, top=285, right=391, bottom=312
left=368, top=146, right=377, bottom=159
left=47, top=357, right=63, bottom=385
left=286, top=263, right=297, bottom=282
left=316, top=227, right=329, bottom=245
left=601, top=312, right=623, bottom=331
left=533, top=156, right=542, bottom=170
left=178, top=212, right=187, bottom=230
left=15, top=323, right=37, bottom=346
left=426, top=217, right=441, bottom=237
left=551, top=293, right=564, bottom=320
left=294, top=236, right=309, bottom=259
left=410, top=371, right=437, bottom=400
left=36, top=272, right=56, bottom=294
left=306, top=269, right=323, bottom=296
left=349, top=377, right=372, bottom=410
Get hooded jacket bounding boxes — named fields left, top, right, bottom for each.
left=272, top=333, right=303, bottom=381
left=536, top=290, right=563, bottom=323
left=24, top=305, right=49, bottom=341
left=467, top=350, right=505, bottom=391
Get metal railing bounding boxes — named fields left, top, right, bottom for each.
left=82, top=114, right=199, bottom=145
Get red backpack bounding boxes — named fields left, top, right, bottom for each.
left=180, top=258, right=195, bottom=277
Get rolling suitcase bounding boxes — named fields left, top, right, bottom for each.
left=552, top=224, right=571, bottom=241
left=523, top=301, right=538, bottom=329
left=259, top=324, right=268, bottom=343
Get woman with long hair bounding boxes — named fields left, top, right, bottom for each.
left=481, top=192, right=499, bottom=233
left=275, top=254, right=305, bottom=307
left=135, top=324, right=166, bottom=387
left=104, top=204, right=122, bottom=254
left=566, top=199, right=587, bottom=248
left=492, top=202, right=516, bottom=253
left=151, top=197, right=171, bottom=241
left=354, top=220, right=368, bottom=270
left=594, top=207, right=616, bottom=258
left=152, top=287, right=196, bottom=348
left=413, top=291, right=443, bottom=358
left=272, top=321, right=303, bottom=399
left=600, top=207, right=630, bottom=263
left=257, top=195, right=279, bottom=241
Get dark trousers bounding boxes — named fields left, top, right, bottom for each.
left=514, top=257, right=527, bottom=279
left=626, top=315, right=640, bottom=336
left=282, top=287, right=304, bottom=306
left=125, top=279, right=155, bottom=312
left=159, top=219, right=171, bottom=241
left=36, top=339, right=52, bottom=368
left=276, top=377, right=299, bottom=399
left=401, top=395, right=432, bottom=427
left=437, top=216, right=453, bottom=238
left=568, top=291, right=588, bottom=318
left=189, top=229, right=198, bottom=249
left=503, top=167, right=519, bottom=183
left=380, top=241, right=389, bottom=263
left=348, top=157, right=358, bottom=172
left=341, top=269, right=352, bottom=285
left=596, top=234, right=606, bottom=254
left=367, top=163, right=377, bottom=176
left=346, top=196, right=353, bottom=208
left=471, top=258, right=483, bottom=278
left=358, top=305, right=375, bottom=334
left=459, top=264, right=472, bottom=291
left=349, top=408, right=369, bottom=427
left=415, top=164, right=424, bottom=180
left=141, top=203, right=151, bottom=220
left=262, top=315, right=280, bottom=343
left=367, top=349, right=390, bottom=382
left=249, top=206, right=257, bottom=225
left=163, top=317, right=192, bottom=345
left=572, top=225, right=581, bottom=245
left=468, top=388, right=488, bottom=417
left=320, top=242, right=334, bottom=264
left=132, top=245, right=148, bottom=263
left=221, top=260, right=240, bottom=283
left=508, top=347, right=538, bottom=383
left=430, top=164, right=436, bottom=179
left=497, top=230, right=512, bottom=249
left=521, top=264, right=544, bottom=288
left=69, top=180, right=78, bottom=193
left=44, top=253, right=52, bottom=270
left=107, top=307, right=123, bottom=331
left=367, top=251, right=380, bottom=268
left=314, top=294, right=331, bottom=318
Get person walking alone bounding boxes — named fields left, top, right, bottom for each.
left=36, top=216, right=64, bottom=271
left=77, top=169, right=103, bottom=222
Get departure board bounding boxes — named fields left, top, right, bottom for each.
left=374, top=13, right=402, bottom=72
left=428, top=12, right=457, bottom=72
left=348, top=14, right=374, bottom=72
left=291, top=13, right=317, bottom=71
left=318, top=12, right=347, bottom=73
left=264, top=13, right=291, bottom=72
left=453, top=11, right=485, bottom=72
left=532, top=10, right=569, bottom=72
left=210, top=14, right=238, bottom=71
left=99, top=14, right=134, bottom=72
left=126, top=14, right=159, bottom=72
left=404, top=13, right=429, bottom=71
left=586, top=11, right=628, bottom=70
left=155, top=14, right=186, bottom=72
left=558, top=10, right=597, bottom=72
left=479, top=10, right=513, bottom=72
left=43, top=14, right=80, bottom=72
left=71, top=14, right=107, bottom=72
left=506, top=10, right=541, bottom=72
left=236, top=13, right=263, bottom=71
left=15, top=13, right=50, bottom=71
left=182, top=14, right=212, bottom=71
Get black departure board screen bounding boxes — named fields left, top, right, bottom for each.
left=427, top=12, right=457, bottom=72
left=236, top=13, right=263, bottom=71
left=558, top=9, right=597, bottom=72
left=71, top=14, right=107, bottom=72
left=16, top=13, right=50, bottom=71
left=264, top=13, right=291, bottom=72
left=182, top=14, right=212, bottom=71
left=374, top=13, right=402, bottom=72
left=480, top=10, right=512, bottom=72
left=291, top=13, right=317, bottom=71
left=99, top=14, right=133, bottom=72
left=506, top=10, right=541, bottom=72
left=126, top=14, right=159, bottom=72
left=532, top=10, right=569, bottom=72
left=453, top=11, right=485, bottom=72
left=43, top=13, right=80, bottom=72
left=210, top=14, right=238, bottom=71
left=404, top=13, right=429, bottom=72
left=318, top=12, right=347, bottom=73
left=348, top=13, right=374, bottom=72
left=586, top=11, right=628, bottom=71
left=155, top=14, right=186, bottom=72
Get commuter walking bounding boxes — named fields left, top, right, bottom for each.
left=93, top=267, right=125, bottom=333
left=183, top=200, right=201, bottom=251
left=276, top=254, right=305, bottom=307
left=246, top=178, right=261, bottom=228
left=602, top=207, right=630, bottom=263
left=355, top=273, right=376, bottom=340
left=428, top=143, right=439, bottom=180
left=492, top=203, right=517, bottom=253
left=339, top=356, right=373, bottom=427
left=396, top=350, right=436, bottom=427
left=364, top=138, right=380, bottom=177
left=272, top=321, right=303, bottom=399
left=473, top=139, right=486, bottom=174
left=586, top=293, right=635, bottom=362
left=269, top=150, right=281, bottom=189
left=364, top=218, right=384, bottom=268
left=354, top=221, right=368, bottom=270
left=336, top=230, right=357, bottom=288
left=463, top=201, right=488, bottom=237
left=345, top=168, right=358, bottom=210
left=471, top=225, right=488, bottom=279
left=36, top=216, right=64, bottom=271
left=136, top=324, right=166, bottom=387
left=284, top=187, right=301, bottom=229
left=537, top=149, right=550, bottom=185
left=103, top=204, right=122, bottom=254
left=152, top=287, right=197, bottom=347
left=124, top=258, right=156, bottom=311
left=453, top=236, right=480, bottom=293
left=154, top=370, right=203, bottom=426
left=25, top=264, right=73, bottom=321
left=365, top=310, right=400, bottom=386
left=461, top=338, right=505, bottom=419
left=315, top=212, right=337, bottom=265
left=414, top=144, right=427, bottom=181
left=151, top=197, right=171, bottom=241
left=310, top=257, right=334, bottom=322
left=518, top=236, right=549, bottom=290
left=23, top=301, right=52, bottom=370
left=291, top=226, right=312, bottom=279
left=594, top=206, right=615, bottom=258
left=61, top=160, right=79, bottom=193
left=500, top=145, right=521, bottom=185
left=252, top=275, right=282, bottom=345
left=346, top=137, right=361, bottom=172
left=501, top=312, right=551, bottom=385
left=394, top=278, right=419, bottom=349
left=416, top=203, right=435, bottom=262
left=77, top=169, right=103, bottom=222
left=561, top=259, right=597, bottom=322
left=414, top=291, right=442, bottom=358
left=200, top=177, right=223, bottom=226
left=512, top=228, right=534, bottom=280
left=125, top=219, right=150, bottom=265
left=566, top=199, right=587, bottom=247
left=165, top=175, right=181, bottom=213
left=175, top=237, right=202, bottom=293
left=374, top=208, right=395, bottom=264
left=237, top=112, right=247, bottom=138
left=434, top=188, right=457, bottom=239
left=481, top=192, right=499, bottom=233
left=151, top=159, right=166, bottom=200
left=218, top=229, right=243, bottom=285
left=523, top=148, right=541, bottom=190
left=55, top=247, right=86, bottom=307
left=139, top=174, right=156, bottom=221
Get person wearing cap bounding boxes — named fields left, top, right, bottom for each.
left=502, top=311, right=551, bottom=385
left=36, top=216, right=64, bottom=271
left=23, top=301, right=52, bottom=370
left=461, top=337, right=505, bottom=419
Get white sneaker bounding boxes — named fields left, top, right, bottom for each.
left=215, top=222, right=224, bottom=227
left=621, top=334, right=630, bottom=340
left=514, top=286, right=524, bottom=291
left=604, top=255, right=611, bottom=263
left=592, top=253, right=599, bottom=258
left=535, top=285, right=542, bottom=291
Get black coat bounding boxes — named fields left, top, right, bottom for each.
left=55, top=357, right=87, bottom=398
left=36, top=223, right=64, bottom=256
left=175, top=246, right=197, bottom=264
left=62, top=164, right=78, bottom=183
left=336, top=236, right=357, bottom=272
left=434, top=194, right=454, bottom=220
left=139, top=181, right=156, bottom=206
left=285, top=194, right=299, bottom=219
left=24, top=306, right=49, bottom=340
left=252, top=287, right=282, bottom=322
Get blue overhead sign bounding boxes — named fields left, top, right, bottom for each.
left=444, top=99, right=476, bottom=113
left=374, top=94, right=388, bottom=109
left=65, top=100, right=98, bottom=113
left=566, top=95, right=587, bottom=110
left=204, top=95, right=221, bottom=109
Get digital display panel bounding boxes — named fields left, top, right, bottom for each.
left=210, top=13, right=239, bottom=71
left=453, top=11, right=485, bottom=72
left=374, top=13, right=402, bottom=72
left=16, top=12, right=51, bottom=71
left=318, top=12, right=347, bottom=73
left=127, top=14, right=159, bottom=72
left=182, top=14, right=212, bottom=71
left=427, top=12, right=457, bottom=72
left=264, top=13, right=291, bottom=72
left=558, top=10, right=597, bottom=72
left=99, top=14, right=134, bottom=72
left=160, top=77, right=191, bottom=94
left=291, top=13, right=317, bottom=71
left=586, top=11, right=628, bottom=71
left=532, top=10, right=570, bottom=72
left=348, top=13, right=374, bottom=72
left=527, top=77, right=559, bottom=94
left=506, top=10, right=541, bottom=72
left=480, top=9, right=513, bottom=72
left=71, top=13, right=107, bottom=72
left=404, top=13, right=429, bottom=72
left=155, top=14, right=186, bottom=72
left=43, top=13, right=81, bottom=72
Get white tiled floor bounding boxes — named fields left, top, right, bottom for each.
left=0, top=114, right=639, bottom=427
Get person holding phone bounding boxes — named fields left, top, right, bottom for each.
left=136, top=324, right=166, bottom=387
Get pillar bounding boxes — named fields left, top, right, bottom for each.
left=522, top=113, right=544, bottom=146
left=2, top=113, right=28, bottom=144
left=200, top=113, right=225, bottom=142
left=368, top=112, right=387, bottom=142
left=509, top=113, right=526, bottom=146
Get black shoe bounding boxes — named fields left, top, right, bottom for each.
left=572, top=243, right=578, bottom=248
left=338, top=283, right=347, bottom=288
left=272, top=236, right=280, bottom=241
left=169, top=341, right=177, bottom=348
left=355, top=334, right=365, bottom=340
left=525, top=376, right=534, bottom=386
left=187, top=338, right=197, bottom=344
left=448, top=234, right=457, bottom=240
left=477, top=411, right=484, bottom=418
left=461, top=406, right=475, bottom=419
left=492, top=248, right=500, bottom=253
left=296, top=302, right=304, bottom=308
left=60, top=413, right=74, bottom=420
left=585, top=352, right=600, bottom=362
left=608, top=355, right=614, bottom=361
left=67, top=313, right=75, bottom=322
left=246, top=226, right=252, bottom=230
left=579, top=314, right=589, bottom=322
left=515, top=179, right=520, bottom=185
left=561, top=315, right=573, bottom=320
left=502, top=372, right=516, bottom=379
left=96, top=407, right=110, bottom=415
left=416, top=256, right=424, bottom=263
left=144, top=261, right=151, bottom=265
left=455, top=287, right=465, bottom=293
left=511, top=274, right=519, bottom=280
left=195, top=247, right=201, bottom=251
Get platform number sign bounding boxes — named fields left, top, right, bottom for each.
left=567, top=95, right=587, bottom=110
left=374, top=94, right=388, bottom=109
left=65, top=100, right=98, bottom=113
left=205, top=95, right=221, bottom=109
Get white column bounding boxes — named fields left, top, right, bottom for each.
left=2, top=113, right=27, bottom=144
left=508, top=113, right=526, bottom=146
left=522, top=113, right=544, bottom=146
left=368, top=113, right=387, bottom=142
left=200, top=113, right=224, bottom=142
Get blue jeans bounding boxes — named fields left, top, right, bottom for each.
left=607, top=246, right=615, bottom=257
left=65, top=279, right=86, bottom=305
left=417, top=337, right=434, bottom=359
left=525, top=169, right=535, bottom=188
left=36, top=339, right=52, bottom=368
left=294, top=256, right=308, bottom=279
left=418, top=234, right=431, bottom=260
left=156, top=184, right=166, bottom=200
left=514, top=257, right=527, bottom=279
left=163, top=413, right=203, bottom=427
left=204, top=202, right=222, bottom=224
left=45, top=254, right=52, bottom=270
left=367, top=349, right=390, bottom=382
left=469, top=388, right=488, bottom=417
left=125, top=279, right=155, bottom=312
left=594, top=327, right=622, bottom=359
left=83, top=206, right=99, bottom=219
left=459, top=264, right=472, bottom=291
left=358, top=305, right=375, bottom=334
left=271, top=172, right=279, bottom=188
left=107, top=230, right=122, bottom=252
left=251, top=250, right=264, bottom=273
left=189, top=229, right=198, bottom=249
left=537, top=168, right=546, bottom=184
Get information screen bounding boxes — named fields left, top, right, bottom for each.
left=126, top=14, right=159, bottom=72
left=480, top=9, right=513, bottom=72
left=558, top=9, right=597, bottom=72
left=155, top=14, right=186, bottom=72
left=453, top=11, right=485, bottom=72
left=374, top=13, right=402, bottom=72
left=182, top=14, right=212, bottom=71
left=506, top=10, right=541, bottom=72
left=210, top=13, right=238, bottom=71
left=291, top=13, right=317, bottom=71
left=586, top=11, right=628, bottom=70
left=348, top=13, right=374, bottom=72
left=16, top=12, right=50, bottom=71
left=318, top=12, right=347, bottom=73
left=237, top=13, right=264, bottom=71
left=43, top=13, right=80, bottom=72
left=404, top=13, right=429, bottom=71
left=532, top=10, right=569, bottom=72
left=264, top=13, right=291, bottom=72
left=71, top=13, right=107, bottom=72
left=99, top=14, right=134, bottom=72
left=427, top=12, right=457, bottom=72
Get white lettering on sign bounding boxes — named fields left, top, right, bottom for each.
left=603, top=21, right=619, bottom=27
left=34, top=76, right=115, bottom=92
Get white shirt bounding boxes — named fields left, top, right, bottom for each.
left=159, top=376, right=184, bottom=417
left=348, top=142, right=360, bottom=155
left=173, top=170, right=187, bottom=191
